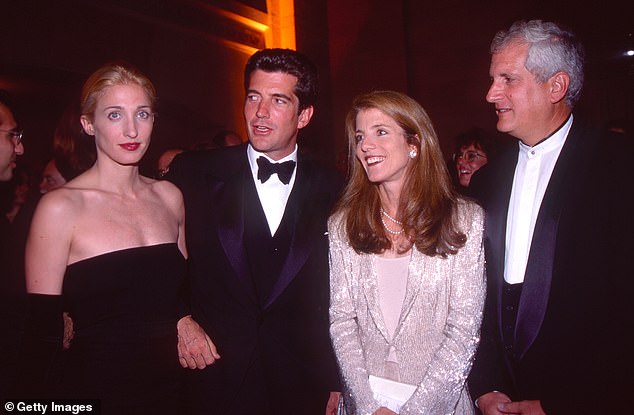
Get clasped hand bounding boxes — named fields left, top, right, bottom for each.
left=176, top=315, right=221, bottom=369
left=478, top=392, right=546, bottom=415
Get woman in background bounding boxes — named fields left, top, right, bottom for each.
left=451, top=128, right=497, bottom=192
left=24, top=63, right=214, bottom=413
left=329, top=91, right=485, bottom=415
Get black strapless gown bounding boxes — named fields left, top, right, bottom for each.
left=59, top=243, right=186, bottom=414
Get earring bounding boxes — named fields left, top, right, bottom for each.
left=409, top=149, right=417, bottom=159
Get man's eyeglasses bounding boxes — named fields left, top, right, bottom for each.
left=453, top=151, right=487, bottom=162
left=0, top=128, right=24, bottom=146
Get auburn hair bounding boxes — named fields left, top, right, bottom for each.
left=334, top=90, right=466, bottom=257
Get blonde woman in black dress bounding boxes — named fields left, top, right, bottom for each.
left=24, top=63, right=217, bottom=413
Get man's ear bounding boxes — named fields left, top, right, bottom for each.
left=549, top=71, right=570, bottom=104
left=297, top=106, right=314, bottom=130
left=80, top=115, right=95, bottom=136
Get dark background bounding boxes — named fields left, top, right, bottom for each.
left=1, top=0, right=631, bottom=177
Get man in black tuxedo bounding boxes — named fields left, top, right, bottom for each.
left=468, top=20, right=633, bottom=414
left=168, top=49, right=341, bottom=414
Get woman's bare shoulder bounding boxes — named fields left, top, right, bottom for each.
left=35, top=186, right=84, bottom=216
left=28, top=186, right=89, bottom=245
left=147, top=177, right=184, bottom=206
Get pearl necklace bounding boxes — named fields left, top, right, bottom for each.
left=380, top=208, right=402, bottom=225
left=380, top=208, right=404, bottom=235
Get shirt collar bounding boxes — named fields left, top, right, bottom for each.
left=519, top=114, right=573, bottom=156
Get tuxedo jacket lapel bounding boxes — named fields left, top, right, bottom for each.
left=213, top=164, right=259, bottom=306
left=264, top=159, right=321, bottom=309
left=209, top=153, right=336, bottom=311
left=514, top=210, right=558, bottom=358
left=515, top=123, right=582, bottom=358
left=485, top=149, right=518, bottom=336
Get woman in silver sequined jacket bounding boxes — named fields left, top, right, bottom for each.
left=328, top=90, right=485, bottom=415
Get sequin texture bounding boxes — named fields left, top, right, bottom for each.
left=328, top=200, right=486, bottom=415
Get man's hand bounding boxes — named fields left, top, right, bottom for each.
left=176, top=315, right=220, bottom=369
left=497, top=400, right=545, bottom=414
left=325, top=391, right=340, bottom=415
left=371, top=407, right=397, bottom=415
left=478, top=392, right=546, bottom=415
left=477, top=391, right=512, bottom=414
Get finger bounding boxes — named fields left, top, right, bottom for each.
left=178, top=341, right=199, bottom=369
left=188, top=335, right=219, bottom=366
left=186, top=343, right=208, bottom=369
left=187, top=341, right=211, bottom=365
left=179, top=349, right=197, bottom=369
left=497, top=402, right=521, bottom=414
left=193, top=353, right=208, bottom=369
left=183, top=350, right=199, bottom=369
left=177, top=342, right=189, bottom=368
left=205, top=336, right=221, bottom=359
left=201, top=348, right=217, bottom=366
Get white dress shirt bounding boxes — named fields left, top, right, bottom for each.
left=504, top=115, right=573, bottom=284
left=247, top=144, right=298, bottom=236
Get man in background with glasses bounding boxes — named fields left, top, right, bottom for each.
left=0, top=92, right=25, bottom=399
left=0, top=95, right=24, bottom=182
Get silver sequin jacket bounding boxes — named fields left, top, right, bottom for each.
left=328, top=200, right=485, bottom=415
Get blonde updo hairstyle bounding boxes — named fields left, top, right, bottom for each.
left=80, top=62, right=157, bottom=125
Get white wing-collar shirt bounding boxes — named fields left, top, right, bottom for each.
left=504, top=115, right=573, bottom=284
left=247, top=143, right=298, bottom=236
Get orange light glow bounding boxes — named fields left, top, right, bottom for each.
left=266, top=0, right=296, bottom=49
left=203, top=0, right=296, bottom=53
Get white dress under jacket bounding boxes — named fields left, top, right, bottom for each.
left=328, top=200, right=485, bottom=415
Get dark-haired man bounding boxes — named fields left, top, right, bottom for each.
left=169, top=49, right=341, bottom=414
left=0, top=94, right=25, bottom=397
left=0, top=99, right=23, bottom=182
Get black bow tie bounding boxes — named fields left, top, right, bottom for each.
left=256, top=157, right=296, bottom=185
